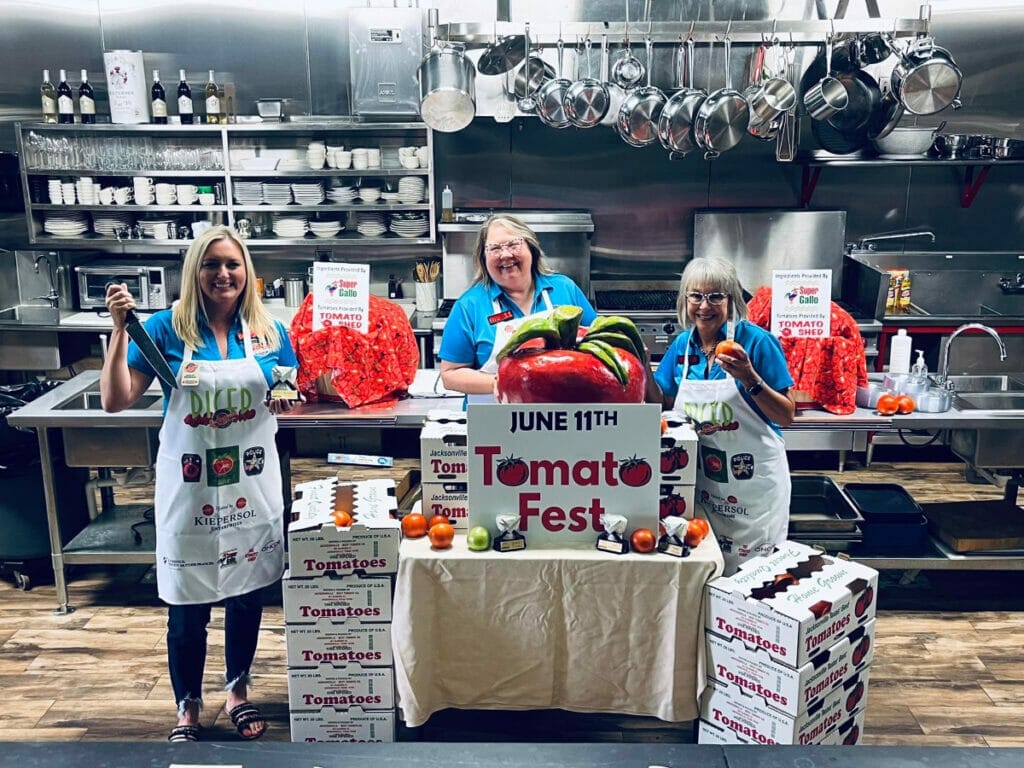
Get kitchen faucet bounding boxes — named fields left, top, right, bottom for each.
left=32, top=253, right=60, bottom=309
left=937, top=323, right=1008, bottom=388
left=848, top=229, right=936, bottom=253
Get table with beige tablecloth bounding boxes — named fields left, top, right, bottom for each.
left=392, top=534, right=724, bottom=727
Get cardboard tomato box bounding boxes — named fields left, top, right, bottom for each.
left=706, top=618, right=875, bottom=717
left=699, top=670, right=869, bottom=745
left=705, top=540, right=878, bottom=668
left=698, top=705, right=865, bottom=746
left=421, top=482, right=469, bottom=529
left=421, top=409, right=468, bottom=483
left=288, top=662, right=395, bottom=712
left=659, top=421, right=698, bottom=485
left=290, top=705, right=395, bottom=743
left=288, top=480, right=400, bottom=576
left=282, top=570, right=393, bottom=624
left=285, top=617, right=393, bottom=668
left=659, top=483, right=695, bottom=520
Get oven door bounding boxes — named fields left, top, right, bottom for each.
left=77, top=268, right=150, bottom=310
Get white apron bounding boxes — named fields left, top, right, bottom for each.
left=673, top=330, right=790, bottom=576
left=154, top=320, right=285, bottom=605
left=480, top=290, right=555, bottom=374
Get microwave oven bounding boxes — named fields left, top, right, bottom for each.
left=75, top=260, right=182, bottom=310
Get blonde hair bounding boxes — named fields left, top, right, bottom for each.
left=676, top=256, right=749, bottom=328
left=472, top=214, right=553, bottom=286
left=172, top=225, right=282, bottom=352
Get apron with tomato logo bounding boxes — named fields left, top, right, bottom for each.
left=154, top=320, right=285, bottom=605
left=674, top=340, right=790, bottom=576
left=480, top=290, right=555, bottom=374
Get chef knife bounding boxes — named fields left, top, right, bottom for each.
left=125, top=308, right=178, bottom=390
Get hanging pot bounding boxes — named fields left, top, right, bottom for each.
left=616, top=36, right=667, bottom=147
left=536, top=37, right=573, bottom=129
left=803, top=35, right=849, bottom=121
left=746, top=41, right=796, bottom=131
left=564, top=36, right=609, bottom=129
left=658, top=38, right=705, bottom=156
left=417, top=43, right=476, bottom=133
left=693, top=36, right=749, bottom=159
left=886, top=36, right=963, bottom=116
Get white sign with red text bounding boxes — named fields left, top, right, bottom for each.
left=467, top=403, right=661, bottom=548
left=312, top=262, right=370, bottom=334
left=770, top=270, right=831, bottom=339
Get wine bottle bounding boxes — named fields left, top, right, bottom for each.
left=204, top=70, right=220, bottom=124
left=57, top=69, right=74, bottom=124
left=40, top=69, right=57, bottom=124
left=177, top=69, right=194, bottom=124
left=151, top=69, right=168, bottom=124
left=79, top=69, right=96, bottom=124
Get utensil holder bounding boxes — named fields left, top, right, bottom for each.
left=415, top=281, right=438, bottom=314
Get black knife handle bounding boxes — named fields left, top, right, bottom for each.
left=125, top=308, right=139, bottom=325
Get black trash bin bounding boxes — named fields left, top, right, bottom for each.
left=0, top=382, right=89, bottom=589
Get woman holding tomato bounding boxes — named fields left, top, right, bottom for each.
left=647, top=256, right=795, bottom=575
left=438, top=214, right=597, bottom=396
left=101, top=226, right=297, bottom=742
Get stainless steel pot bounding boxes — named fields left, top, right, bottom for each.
left=994, top=137, right=1024, bottom=159
left=933, top=133, right=989, bottom=159
left=746, top=41, right=796, bottom=131
left=563, top=36, right=609, bottom=129
left=536, top=37, right=572, bottom=129
left=887, top=36, right=963, bottom=116
left=658, top=38, right=704, bottom=156
left=616, top=36, right=666, bottom=147
left=693, top=37, right=749, bottom=159
left=803, top=35, right=849, bottom=121
left=417, top=43, right=476, bottom=133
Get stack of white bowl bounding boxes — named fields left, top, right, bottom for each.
left=48, top=179, right=65, bottom=204
left=357, top=186, right=381, bottom=203
left=326, top=185, right=357, bottom=203
left=309, top=219, right=345, bottom=238
left=76, top=177, right=97, bottom=205
left=272, top=215, right=309, bottom=238
left=307, top=142, right=327, bottom=170
left=355, top=212, right=387, bottom=237
left=397, top=177, right=426, bottom=204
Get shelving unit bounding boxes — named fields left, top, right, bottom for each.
left=15, top=121, right=436, bottom=249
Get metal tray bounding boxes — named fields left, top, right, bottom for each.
left=789, top=475, right=864, bottom=533
left=842, top=482, right=923, bottom=521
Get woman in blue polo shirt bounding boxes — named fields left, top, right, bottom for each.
left=648, top=256, right=794, bottom=575
left=438, top=214, right=597, bottom=395
left=100, top=225, right=295, bottom=743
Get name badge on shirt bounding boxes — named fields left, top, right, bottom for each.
left=488, top=310, right=514, bottom=325
left=180, top=361, right=200, bottom=388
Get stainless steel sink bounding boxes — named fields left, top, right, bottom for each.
left=55, top=391, right=162, bottom=411
left=954, top=393, right=1024, bottom=411
left=0, top=305, right=61, bottom=324
left=931, top=374, right=1024, bottom=393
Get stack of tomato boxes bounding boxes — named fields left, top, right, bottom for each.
left=419, top=409, right=469, bottom=530
left=283, top=478, right=401, bottom=742
left=698, top=540, right=878, bottom=746
left=659, top=412, right=698, bottom=522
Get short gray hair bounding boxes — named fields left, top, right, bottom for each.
left=676, top=256, right=748, bottom=327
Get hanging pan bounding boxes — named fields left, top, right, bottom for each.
left=658, top=36, right=705, bottom=156
left=477, top=31, right=527, bottom=76
left=564, top=35, right=609, bottom=129
left=599, top=33, right=628, bottom=127
left=693, top=35, right=749, bottom=159
left=616, top=35, right=667, bottom=147
left=536, top=35, right=573, bottom=129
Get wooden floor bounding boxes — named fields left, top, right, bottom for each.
left=2, top=448, right=1024, bottom=745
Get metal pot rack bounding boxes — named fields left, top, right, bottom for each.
left=437, top=19, right=928, bottom=48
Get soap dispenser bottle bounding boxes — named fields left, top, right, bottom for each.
left=911, top=349, right=928, bottom=381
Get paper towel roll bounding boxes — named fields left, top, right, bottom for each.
left=103, top=50, right=150, bottom=124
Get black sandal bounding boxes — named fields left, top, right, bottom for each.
left=168, top=724, right=202, bottom=742
left=226, top=702, right=266, bottom=740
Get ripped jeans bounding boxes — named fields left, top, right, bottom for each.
left=166, top=586, right=265, bottom=714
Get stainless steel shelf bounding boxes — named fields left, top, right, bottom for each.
left=229, top=169, right=429, bottom=177
left=803, top=156, right=1024, bottom=168
left=232, top=203, right=429, bottom=212
left=26, top=169, right=223, bottom=177
left=246, top=235, right=435, bottom=246
left=34, top=204, right=229, bottom=212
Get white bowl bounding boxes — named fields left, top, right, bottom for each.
left=359, top=188, right=381, bottom=202
left=872, top=127, right=936, bottom=156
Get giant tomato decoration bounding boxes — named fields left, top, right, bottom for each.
left=495, top=307, right=648, bottom=404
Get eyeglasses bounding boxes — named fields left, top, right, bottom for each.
left=685, top=291, right=729, bottom=306
left=484, top=237, right=525, bottom=256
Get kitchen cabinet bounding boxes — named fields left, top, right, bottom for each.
left=15, top=121, right=435, bottom=250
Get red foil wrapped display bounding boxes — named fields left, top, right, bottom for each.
left=290, top=293, right=420, bottom=407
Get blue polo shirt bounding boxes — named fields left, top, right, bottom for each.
left=654, top=320, right=793, bottom=434
left=126, top=309, right=297, bottom=408
left=438, top=273, right=597, bottom=368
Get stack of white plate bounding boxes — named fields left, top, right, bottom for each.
left=93, top=212, right=135, bottom=237
left=271, top=215, right=308, bottom=238
left=140, top=218, right=177, bottom=238
left=291, top=182, right=325, bottom=205
left=44, top=212, right=89, bottom=237
left=355, top=212, right=387, bottom=237
left=397, top=176, right=426, bottom=204
left=234, top=181, right=264, bottom=205
left=262, top=182, right=293, bottom=205
left=277, top=158, right=309, bottom=172
left=309, top=219, right=345, bottom=239
left=326, top=185, right=357, bottom=203
left=380, top=190, right=401, bottom=202
left=389, top=212, right=429, bottom=238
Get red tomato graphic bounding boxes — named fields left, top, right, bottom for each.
left=201, top=504, right=214, bottom=516
left=212, top=456, right=235, bottom=476
left=496, top=456, right=529, bottom=486
left=706, top=455, right=723, bottom=473
left=619, top=457, right=653, bottom=487
left=660, top=451, right=677, bottom=474
left=672, top=446, right=689, bottom=469
left=236, top=497, right=247, bottom=509
left=843, top=725, right=860, bottom=745
left=727, top=495, right=737, bottom=504
left=659, top=494, right=687, bottom=519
